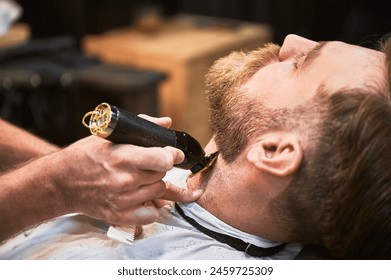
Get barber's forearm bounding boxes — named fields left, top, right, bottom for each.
left=0, top=119, right=59, bottom=170
left=0, top=153, right=66, bottom=241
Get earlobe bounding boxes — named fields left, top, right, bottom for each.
left=247, top=132, right=303, bottom=177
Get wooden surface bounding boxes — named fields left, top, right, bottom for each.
left=0, top=23, right=30, bottom=49
left=83, top=14, right=273, bottom=145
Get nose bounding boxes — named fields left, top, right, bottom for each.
left=279, top=34, right=318, bottom=61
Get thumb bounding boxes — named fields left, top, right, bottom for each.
left=161, top=181, right=204, bottom=202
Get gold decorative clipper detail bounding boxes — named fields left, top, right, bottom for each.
left=82, top=102, right=112, bottom=136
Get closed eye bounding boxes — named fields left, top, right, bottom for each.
left=293, top=41, right=329, bottom=70
left=293, top=52, right=306, bottom=69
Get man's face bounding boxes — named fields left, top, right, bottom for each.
left=206, top=34, right=386, bottom=161
left=244, top=34, right=386, bottom=108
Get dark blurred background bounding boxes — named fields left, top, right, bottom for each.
left=1, top=0, right=390, bottom=146
left=16, top=0, right=390, bottom=48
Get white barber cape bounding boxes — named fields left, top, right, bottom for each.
left=0, top=169, right=302, bottom=260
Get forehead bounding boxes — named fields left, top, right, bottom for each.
left=325, top=41, right=384, bottom=67
left=314, top=41, right=386, bottom=91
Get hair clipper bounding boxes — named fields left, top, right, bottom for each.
left=82, top=103, right=218, bottom=174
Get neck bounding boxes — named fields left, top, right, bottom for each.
left=187, top=155, right=287, bottom=242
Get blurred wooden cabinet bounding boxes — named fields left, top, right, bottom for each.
left=83, top=14, right=272, bottom=145
left=0, top=23, right=30, bottom=49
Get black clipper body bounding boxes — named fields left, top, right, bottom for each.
left=82, top=103, right=217, bottom=174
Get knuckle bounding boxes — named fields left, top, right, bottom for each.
left=162, top=151, right=175, bottom=169
left=154, top=181, right=167, bottom=197
left=113, top=173, right=139, bottom=191
left=153, top=171, right=166, bottom=181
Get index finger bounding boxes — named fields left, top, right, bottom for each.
left=114, top=145, right=185, bottom=172
left=138, top=114, right=172, bottom=128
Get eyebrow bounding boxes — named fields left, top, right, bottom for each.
left=302, top=41, right=329, bottom=69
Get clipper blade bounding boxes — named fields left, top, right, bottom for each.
left=190, top=151, right=219, bottom=175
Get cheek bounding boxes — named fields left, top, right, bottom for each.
left=242, top=64, right=300, bottom=108
left=210, top=95, right=255, bottom=162
left=256, top=73, right=323, bottom=109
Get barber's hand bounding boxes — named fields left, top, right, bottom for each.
left=55, top=136, right=182, bottom=225
left=55, top=115, right=202, bottom=227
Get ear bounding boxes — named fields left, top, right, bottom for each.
left=247, top=131, right=303, bottom=177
